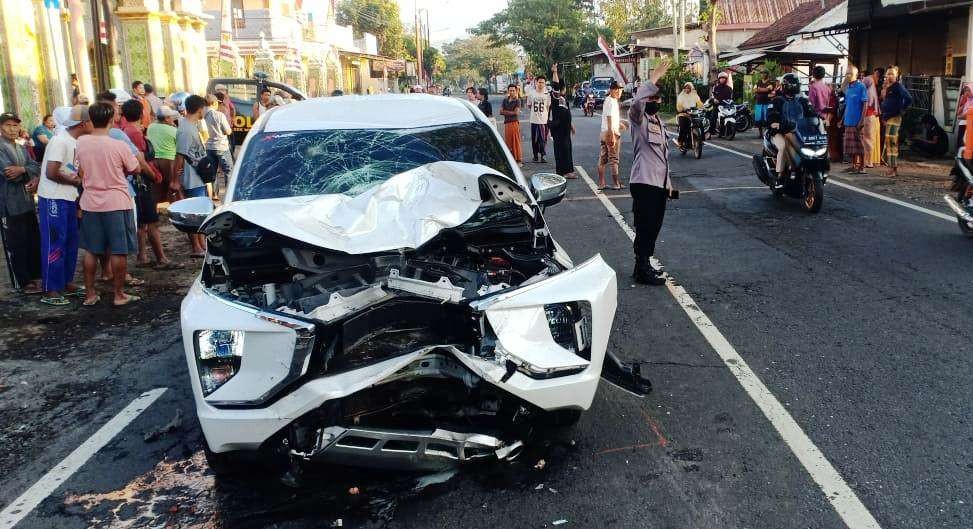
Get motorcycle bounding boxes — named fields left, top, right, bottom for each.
left=752, top=116, right=828, bottom=213
left=944, top=155, right=973, bottom=236
left=583, top=96, right=596, bottom=117
left=705, top=98, right=738, bottom=140
left=678, top=108, right=708, bottom=159
left=735, top=102, right=754, bottom=133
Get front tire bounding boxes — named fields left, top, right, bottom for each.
left=803, top=174, right=824, bottom=213
left=693, top=129, right=703, bottom=159
left=958, top=217, right=973, bottom=236
left=735, top=113, right=753, bottom=132
left=724, top=124, right=736, bottom=141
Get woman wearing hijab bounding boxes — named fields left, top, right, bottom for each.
left=548, top=89, right=576, bottom=178
left=675, top=82, right=702, bottom=149
left=955, top=83, right=973, bottom=151
left=861, top=76, right=882, bottom=168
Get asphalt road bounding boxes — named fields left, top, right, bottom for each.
left=1, top=97, right=971, bottom=529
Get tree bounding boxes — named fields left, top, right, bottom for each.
left=472, top=0, right=588, bottom=74
left=336, top=0, right=406, bottom=58
left=442, top=36, right=518, bottom=86
left=403, top=36, right=446, bottom=82
left=699, top=1, right=721, bottom=78
left=599, top=0, right=671, bottom=43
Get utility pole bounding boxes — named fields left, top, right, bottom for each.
left=424, top=9, right=430, bottom=47
left=679, top=0, right=686, bottom=49
left=672, top=0, right=679, bottom=65
left=414, top=5, right=423, bottom=86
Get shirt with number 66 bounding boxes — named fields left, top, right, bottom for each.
left=527, top=90, right=551, bottom=125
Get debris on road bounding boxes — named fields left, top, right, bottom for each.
left=535, top=483, right=545, bottom=490
left=143, top=409, right=183, bottom=442
left=534, top=459, right=546, bottom=470
left=552, top=519, right=568, bottom=525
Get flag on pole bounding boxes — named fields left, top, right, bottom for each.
left=219, top=0, right=238, bottom=61
left=597, top=34, right=628, bottom=85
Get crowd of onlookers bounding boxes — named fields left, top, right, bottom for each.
left=0, top=81, right=237, bottom=308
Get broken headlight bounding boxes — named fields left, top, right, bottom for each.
left=194, top=330, right=244, bottom=396
left=544, top=301, right=592, bottom=360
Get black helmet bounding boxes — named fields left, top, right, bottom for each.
left=781, top=73, right=801, bottom=96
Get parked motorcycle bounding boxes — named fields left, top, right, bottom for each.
left=678, top=108, right=708, bottom=159
left=944, top=155, right=973, bottom=236
left=735, top=102, right=754, bottom=133
left=752, top=116, right=828, bottom=213
left=705, top=98, right=738, bottom=140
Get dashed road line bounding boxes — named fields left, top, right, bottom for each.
left=575, top=164, right=883, bottom=529
left=0, top=388, right=168, bottom=528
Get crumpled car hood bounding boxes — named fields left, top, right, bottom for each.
left=208, top=161, right=526, bottom=254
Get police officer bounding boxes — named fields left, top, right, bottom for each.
left=628, top=58, right=672, bottom=285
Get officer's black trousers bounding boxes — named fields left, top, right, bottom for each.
left=630, top=183, right=667, bottom=261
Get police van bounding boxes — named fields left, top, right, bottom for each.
left=205, top=74, right=306, bottom=147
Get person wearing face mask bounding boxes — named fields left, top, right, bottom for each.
left=628, top=59, right=672, bottom=285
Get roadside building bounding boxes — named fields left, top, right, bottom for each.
left=0, top=0, right=208, bottom=130
left=808, top=0, right=973, bottom=147
left=727, top=0, right=847, bottom=80
left=202, top=0, right=398, bottom=96
left=577, top=0, right=821, bottom=85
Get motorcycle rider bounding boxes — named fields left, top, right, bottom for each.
left=676, top=82, right=703, bottom=149
left=708, top=72, right=733, bottom=136
left=767, top=73, right=818, bottom=179
left=584, top=90, right=596, bottom=116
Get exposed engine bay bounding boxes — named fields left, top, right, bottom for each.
left=201, top=203, right=558, bottom=316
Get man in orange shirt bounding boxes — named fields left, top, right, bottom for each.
left=131, top=80, right=153, bottom=129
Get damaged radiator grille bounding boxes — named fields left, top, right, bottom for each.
left=314, top=296, right=481, bottom=376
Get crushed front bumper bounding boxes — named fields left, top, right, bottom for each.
left=182, top=255, right=617, bottom=458
left=290, top=426, right=524, bottom=471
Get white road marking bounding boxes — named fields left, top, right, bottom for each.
left=575, top=165, right=883, bottom=529
left=0, top=388, right=168, bottom=528
left=699, top=139, right=955, bottom=222
left=680, top=186, right=766, bottom=194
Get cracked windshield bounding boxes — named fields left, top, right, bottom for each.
left=1, top=0, right=966, bottom=528
left=234, top=122, right=513, bottom=200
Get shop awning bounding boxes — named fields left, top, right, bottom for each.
left=726, top=52, right=766, bottom=66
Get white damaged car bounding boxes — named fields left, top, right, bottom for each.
left=169, top=94, right=649, bottom=477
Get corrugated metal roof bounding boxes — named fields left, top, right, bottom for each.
left=716, top=0, right=817, bottom=26
left=737, top=0, right=844, bottom=50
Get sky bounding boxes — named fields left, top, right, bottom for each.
left=397, top=0, right=509, bottom=47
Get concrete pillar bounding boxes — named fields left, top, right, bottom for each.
left=0, top=1, right=47, bottom=126
left=67, top=0, right=94, bottom=99
left=966, top=4, right=973, bottom=80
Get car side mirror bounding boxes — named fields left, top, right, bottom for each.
left=168, top=196, right=214, bottom=233
left=530, top=172, right=567, bottom=207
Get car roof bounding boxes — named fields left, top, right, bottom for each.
left=260, top=94, right=478, bottom=132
